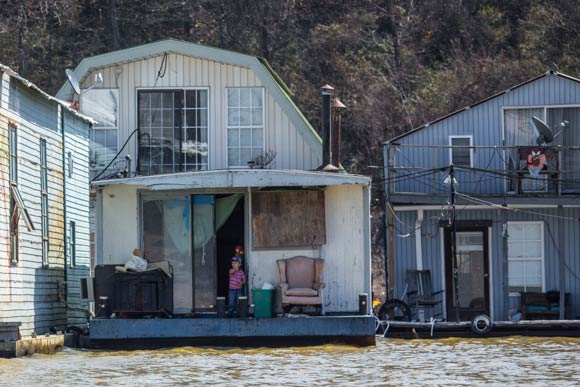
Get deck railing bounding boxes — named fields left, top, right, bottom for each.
left=385, top=143, right=580, bottom=196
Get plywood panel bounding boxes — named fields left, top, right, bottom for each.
left=252, top=190, right=325, bottom=248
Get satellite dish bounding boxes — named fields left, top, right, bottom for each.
left=531, top=116, right=554, bottom=145
left=65, top=69, right=81, bottom=95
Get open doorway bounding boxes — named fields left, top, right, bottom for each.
left=216, top=195, right=245, bottom=298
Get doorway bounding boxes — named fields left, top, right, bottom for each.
left=444, top=226, right=490, bottom=321
left=216, top=196, right=245, bottom=298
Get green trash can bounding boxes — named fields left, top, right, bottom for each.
left=252, top=288, right=276, bottom=318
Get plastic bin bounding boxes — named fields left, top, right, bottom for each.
left=252, top=288, right=275, bottom=318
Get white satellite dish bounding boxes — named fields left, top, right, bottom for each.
left=65, top=69, right=81, bottom=95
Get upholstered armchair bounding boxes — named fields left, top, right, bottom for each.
left=277, top=256, right=325, bottom=315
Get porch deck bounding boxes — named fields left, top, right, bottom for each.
left=84, top=315, right=376, bottom=349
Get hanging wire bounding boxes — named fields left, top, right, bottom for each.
left=455, top=192, right=580, bottom=222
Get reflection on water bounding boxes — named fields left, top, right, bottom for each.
left=1, top=337, right=579, bottom=386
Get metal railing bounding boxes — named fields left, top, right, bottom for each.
left=385, top=143, right=580, bottom=196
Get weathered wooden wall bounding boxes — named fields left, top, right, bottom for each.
left=0, top=70, right=91, bottom=335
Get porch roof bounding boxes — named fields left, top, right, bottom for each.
left=92, top=169, right=370, bottom=190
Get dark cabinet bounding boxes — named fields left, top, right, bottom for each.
left=114, top=270, right=173, bottom=316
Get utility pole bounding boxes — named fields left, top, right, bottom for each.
left=448, top=164, right=461, bottom=322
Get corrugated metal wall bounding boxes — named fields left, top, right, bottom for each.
left=0, top=73, right=90, bottom=335
left=393, top=207, right=580, bottom=320
left=392, top=74, right=580, bottom=194
left=82, top=53, right=320, bottom=171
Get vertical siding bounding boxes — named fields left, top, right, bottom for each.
left=393, top=207, right=580, bottom=321
left=82, top=53, right=320, bottom=173
left=63, top=110, right=91, bottom=327
left=394, top=74, right=580, bottom=195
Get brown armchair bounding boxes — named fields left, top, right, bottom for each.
left=277, top=256, right=325, bottom=315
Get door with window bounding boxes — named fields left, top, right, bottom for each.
left=444, top=226, right=490, bottom=321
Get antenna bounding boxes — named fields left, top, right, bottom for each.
left=65, top=69, right=103, bottom=96
left=531, top=116, right=554, bottom=145
left=65, top=69, right=81, bottom=95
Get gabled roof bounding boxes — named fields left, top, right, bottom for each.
left=385, top=70, right=580, bottom=144
left=56, top=38, right=322, bottom=155
left=1, top=63, right=95, bottom=124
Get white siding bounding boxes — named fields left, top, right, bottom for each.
left=82, top=53, right=320, bottom=172
left=100, top=184, right=367, bottom=313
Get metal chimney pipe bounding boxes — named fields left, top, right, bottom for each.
left=331, top=98, right=346, bottom=169
left=321, top=84, right=334, bottom=167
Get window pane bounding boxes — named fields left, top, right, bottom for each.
left=228, top=129, right=239, bottom=147
left=252, top=128, right=263, bottom=146
left=198, top=90, right=208, bottom=108
left=508, top=241, right=524, bottom=258
left=251, top=88, right=263, bottom=107
left=524, top=242, right=542, bottom=258
left=252, top=107, right=263, bottom=125
left=240, top=89, right=251, bottom=107
left=228, top=147, right=240, bottom=166
left=239, top=108, right=251, bottom=126
left=525, top=223, right=542, bottom=239
left=228, top=108, right=239, bottom=126
left=240, top=128, right=251, bottom=146
left=199, top=109, right=208, bottom=127
left=525, top=260, right=542, bottom=277
left=227, top=89, right=239, bottom=107
left=509, top=260, right=524, bottom=278
left=240, top=148, right=252, bottom=165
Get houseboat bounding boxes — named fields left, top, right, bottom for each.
left=56, top=39, right=375, bottom=347
left=382, top=71, right=580, bottom=338
left=0, top=64, right=93, bottom=356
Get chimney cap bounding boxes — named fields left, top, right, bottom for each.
left=321, top=84, right=335, bottom=93
left=332, top=98, right=346, bottom=109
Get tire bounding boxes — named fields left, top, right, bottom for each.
left=378, top=299, right=413, bottom=322
left=471, top=314, right=492, bottom=335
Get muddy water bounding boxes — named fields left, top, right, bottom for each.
left=1, top=337, right=579, bottom=386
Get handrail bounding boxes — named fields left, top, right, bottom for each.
left=92, top=128, right=139, bottom=182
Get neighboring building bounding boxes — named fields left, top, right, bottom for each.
left=384, top=71, right=580, bottom=322
left=0, top=64, right=93, bottom=336
left=56, top=39, right=372, bottom=328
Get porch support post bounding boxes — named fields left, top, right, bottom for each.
left=363, top=185, right=372, bottom=314
left=558, top=205, right=566, bottom=320
left=415, top=209, right=424, bottom=270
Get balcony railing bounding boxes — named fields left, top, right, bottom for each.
left=385, top=143, right=580, bottom=196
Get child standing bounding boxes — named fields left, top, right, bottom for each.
left=228, top=249, right=246, bottom=315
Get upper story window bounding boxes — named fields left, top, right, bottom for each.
left=449, top=136, right=472, bottom=168
left=138, top=89, right=208, bottom=175
left=227, top=88, right=264, bottom=167
left=80, top=89, right=119, bottom=178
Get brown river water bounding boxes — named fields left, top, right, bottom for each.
left=1, top=336, right=579, bottom=386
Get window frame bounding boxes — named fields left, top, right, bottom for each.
left=69, top=220, right=76, bottom=268
left=136, top=87, right=210, bottom=174
left=507, top=221, right=546, bottom=295
left=40, top=138, right=49, bottom=266
left=448, top=135, right=473, bottom=168
left=226, top=87, right=266, bottom=168
left=9, top=123, right=18, bottom=264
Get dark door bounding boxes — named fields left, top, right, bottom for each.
left=444, top=227, right=490, bottom=321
